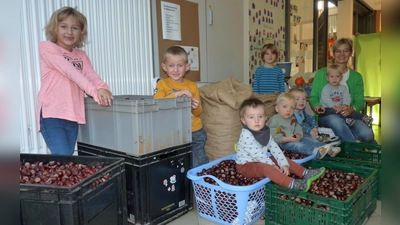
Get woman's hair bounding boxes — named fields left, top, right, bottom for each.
left=260, top=43, right=279, bottom=62
left=276, top=92, right=296, bottom=105
left=289, top=88, right=306, bottom=95
left=164, top=46, right=188, bottom=63
left=45, top=7, right=88, bottom=48
left=239, top=98, right=265, bottom=118
left=327, top=63, right=343, bottom=76
left=331, top=38, right=353, bottom=54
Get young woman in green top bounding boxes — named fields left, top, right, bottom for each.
left=309, top=38, right=377, bottom=144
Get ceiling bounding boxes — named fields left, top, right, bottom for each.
left=362, top=0, right=381, bottom=10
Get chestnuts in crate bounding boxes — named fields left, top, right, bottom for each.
left=283, top=168, right=366, bottom=208
left=308, top=168, right=365, bottom=201
left=282, top=150, right=307, bottom=159
left=196, top=159, right=263, bottom=186
left=20, top=160, right=109, bottom=187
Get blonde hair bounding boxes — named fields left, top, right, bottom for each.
left=327, top=63, right=343, bottom=77
left=331, top=38, right=353, bottom=55
left=239, top=98, right=265, bottom=118
left=45, top=7, right=87, bottom=48
left=260, top=43, right=279, bottom=62
left=164, top=46, right=188, bottom=63
left=276, top=92, right=296, bottom=105
left=289, top=88, right=306, bottom=95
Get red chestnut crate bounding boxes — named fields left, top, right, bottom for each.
left=265, top=160, right=378, bottom=225
left=322, top=142, right=381, bottom=199
left=20, top=154, right=127, bottom=225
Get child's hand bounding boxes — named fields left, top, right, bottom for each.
left=310, top=128, right=319, bottom=139
left=288, top=134, right=300, bottom=142
left=97, top=88, right=113, bottom=106
left=280, top=165, right=290, bottom=176
left=191, top=97, right=200, bottom=110
left=314, top=106, right=325, bottom=114
left=174, top=90, right=192, bottom=98
left=332, top=105, right=340, bottom=111
left=340, top=104, right=349, bottom=111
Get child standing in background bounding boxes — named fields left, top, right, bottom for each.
left=266, top=93, right=341, bottom=158
left=154, top=46, right=209, bottom=168
left=289, top=88, right=319, bottom=139
left=253, top=43, right=285, bottom=94
left=235, top=97, right=326, bottom=192
left=37, top=7, right=113, bottom=155
left=316, top=64, right=373, bottom=126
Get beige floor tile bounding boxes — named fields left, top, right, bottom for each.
left=365, top=214, right=382, bottom=225
left=375, top=200, right=381, bottom=215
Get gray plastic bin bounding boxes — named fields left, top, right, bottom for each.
left=78, top=95, right=192, bottom=155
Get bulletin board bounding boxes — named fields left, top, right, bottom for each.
left=156, top=0, right=200, bottom=81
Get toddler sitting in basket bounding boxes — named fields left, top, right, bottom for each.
left=235, top=97, right=325, bottom=194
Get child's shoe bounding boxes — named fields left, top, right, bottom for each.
left=315, top=144, right=331, bottom=159
left=328, top=146, right=341, bottom=157
left=303, top=167, right=326, bottom=180
left=289, top=178, right=308, bottom=192
left=345, top=118, right=355, bottom=126
left=362, top=116, right=374, bottom=126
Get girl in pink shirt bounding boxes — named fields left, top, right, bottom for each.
left=37, top=7, right=113, bottom=155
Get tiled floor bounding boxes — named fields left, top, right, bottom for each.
left=167, top=200, right=381, bottom=225
left=168, top=125, right=381, bottom=225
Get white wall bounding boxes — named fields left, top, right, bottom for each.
left=337, top=0, right=353, bottom=39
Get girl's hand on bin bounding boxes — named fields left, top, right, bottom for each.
left=97, top=88, right=113, bottom=106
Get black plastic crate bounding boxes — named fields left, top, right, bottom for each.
left=78, top=142, right=193, bottom=225
left=20, top=154, right=127, bottom=225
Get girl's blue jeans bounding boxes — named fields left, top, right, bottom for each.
left=40, top=111, right=78, bottom=155
left=279, top=137, right=325, bottom=156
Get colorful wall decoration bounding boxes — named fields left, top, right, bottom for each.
left=248, top=0, right=287, bottom=85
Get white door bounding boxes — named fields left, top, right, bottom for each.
left=204, top=0, right=246, bottom=83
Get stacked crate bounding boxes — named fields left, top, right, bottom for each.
left=77, top=95, right=193, bottom=225
left=20, top=154, right=127, bottom=225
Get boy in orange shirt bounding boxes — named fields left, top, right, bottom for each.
left=154, top=46, right=209, bottom=167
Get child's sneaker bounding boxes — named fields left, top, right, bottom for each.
left=345, top=118, right=355, bottom=126
left=315, top=144, right=331, bottom=159
left=303, top=167, right=326, bottom=180
left=289, top=178, right=308, bottom=192
left=362, top=116, right=374, bottom=126
left=328, top=146, right=341, bottom=157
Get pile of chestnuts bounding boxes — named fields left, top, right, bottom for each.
left=278, top=195, right=330, bottom=210
left=308, top=168, right=365, bottom=201
left=20, top=160, right=109, bottom=187
left=277, top=168, right=366, bottom=210
left=196, top=159, right=263, bottom=186
left=282, top=150, right=308, bottom=160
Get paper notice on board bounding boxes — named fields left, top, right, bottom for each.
left=161, top=1, right=181, bottom=41
left=180, top=46, right=199, bottom=71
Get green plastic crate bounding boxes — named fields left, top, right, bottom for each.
left=354, top=198, right=377, bottom=225
left=265, top=160, right=379, bottom=225
left=322, top=142, right=381, bottom=200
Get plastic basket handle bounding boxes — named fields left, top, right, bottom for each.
left=192, top=174, right=240, bottom=189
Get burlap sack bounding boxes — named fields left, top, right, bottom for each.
left=199, top=77, right=253, bottom=161
left=251, top=92, right=279, bottom=120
